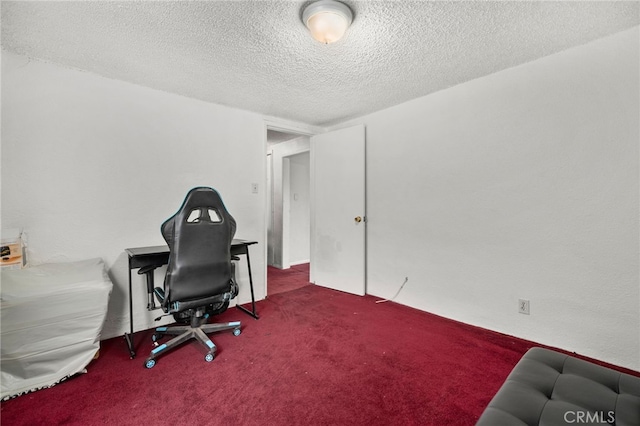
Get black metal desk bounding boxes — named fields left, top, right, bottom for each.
left=124, top=239, right=258, bottom=358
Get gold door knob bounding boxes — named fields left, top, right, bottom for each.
left=354, top=216, right=362, bottom=223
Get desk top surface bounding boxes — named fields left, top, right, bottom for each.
left=125, top=239, right=257, bottom=257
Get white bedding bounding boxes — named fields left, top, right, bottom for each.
left=1, top=258, right=113, bottom=399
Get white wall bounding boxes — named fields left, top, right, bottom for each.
left=336, top=27, right=639, bottom=370
left=3, top=26, right=638, bottom=370
left=288, top=151, right=310, bottom=264
left=1, top=51, right=267, bottom=338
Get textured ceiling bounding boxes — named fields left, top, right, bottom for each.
left=2, top=1, right=638, bottom=126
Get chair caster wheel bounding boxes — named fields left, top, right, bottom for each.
left=145, top=358, right=156, bottom=369
left=204, top=353, right=215, bottom=363
left=233, top=328, right=241, bottom=337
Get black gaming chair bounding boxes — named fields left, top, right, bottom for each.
left=144, top=187, right=242, bottom=369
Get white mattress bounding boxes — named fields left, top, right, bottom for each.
left=1, top=258, right=113, bottom=399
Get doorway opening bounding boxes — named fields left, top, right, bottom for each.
left=266, top=129, right=311, bottom=296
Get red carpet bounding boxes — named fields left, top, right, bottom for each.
left=267, top=263, right=310, bottom=296
left=2, top=282, right=635, bottom=425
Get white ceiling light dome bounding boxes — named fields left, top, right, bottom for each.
left=302, top=0, right=353, bottom=44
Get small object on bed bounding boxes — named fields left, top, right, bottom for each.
left=0, top=228, right=26, bottom=269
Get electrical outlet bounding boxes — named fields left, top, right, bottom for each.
left=518, top=299, right=530, bottom=315
left=251, top=183, right=259, bottom=194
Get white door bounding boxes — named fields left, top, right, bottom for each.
left=310, top=124, right=366, bottom=296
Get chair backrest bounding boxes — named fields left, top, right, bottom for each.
left=160, top=187, right=236, bottom=306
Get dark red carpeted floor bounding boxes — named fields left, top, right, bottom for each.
left=267, top=263, right=310, bottom=296
left=2, top=273, right=634, bottom=426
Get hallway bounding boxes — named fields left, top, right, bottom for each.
left=267, top=263, right=310, bottom=296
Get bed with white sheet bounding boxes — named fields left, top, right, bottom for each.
left=1, top=258, right=113, bottom=400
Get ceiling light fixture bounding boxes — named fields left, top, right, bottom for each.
left=302, top=0, right=353, bottom=44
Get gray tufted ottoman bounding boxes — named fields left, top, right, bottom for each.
left=476, top=347, right=640, bottom=425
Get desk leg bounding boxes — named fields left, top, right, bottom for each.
left=124, top=257, right=136, bottom=359
left=236, top=246, right=259, bottom=320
